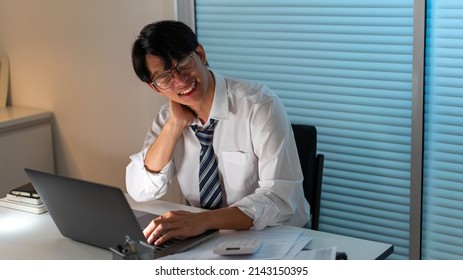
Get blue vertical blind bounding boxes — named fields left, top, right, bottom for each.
left=196, top=0, right=413, bottom=259
left=422, top=1, right=463, bottom=259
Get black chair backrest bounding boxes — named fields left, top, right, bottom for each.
left=291, top=124, right=324, bottom=230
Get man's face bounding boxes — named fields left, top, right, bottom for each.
left=145, top=48, right=211, bottom=108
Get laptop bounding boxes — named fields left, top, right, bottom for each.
left=24, top=168, right=218, bottom=259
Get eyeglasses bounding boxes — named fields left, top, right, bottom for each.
left=150, top=54, right=196, bottom=90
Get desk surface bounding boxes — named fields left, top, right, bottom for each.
left=0, top=197, right=393, bottom=260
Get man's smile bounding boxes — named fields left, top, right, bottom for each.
left=178, top=80, right=197, bottom=96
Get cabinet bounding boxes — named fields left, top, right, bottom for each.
left=0, top=107, right=55, bottom=196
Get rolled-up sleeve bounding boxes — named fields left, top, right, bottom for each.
left=126, top=152, right=174, bottom=202
left=233, top=180, right=307, bottom=230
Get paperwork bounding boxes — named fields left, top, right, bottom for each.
left=160, top=225, right=336, bottom=260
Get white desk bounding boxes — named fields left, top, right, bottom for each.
left=0, top=197, right=393, bottom=260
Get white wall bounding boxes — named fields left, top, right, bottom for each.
left=0, top=0, right=183, bottom=202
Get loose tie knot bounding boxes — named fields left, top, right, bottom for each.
left=190, top=118, right=222, bottom=209
left=191, top=119, right=218, bottom=146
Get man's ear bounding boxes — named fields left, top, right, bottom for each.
left=195, top=44, right=207, bottom=65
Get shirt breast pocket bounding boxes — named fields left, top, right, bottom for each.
left=221, top=151, right=258, bottom=192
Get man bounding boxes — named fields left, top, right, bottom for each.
left=126, top=20, right=310, bottom=245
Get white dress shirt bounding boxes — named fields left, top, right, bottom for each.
left=126, top=71, right=311, bottom=230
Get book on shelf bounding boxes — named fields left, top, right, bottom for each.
left=6, top=193, right=43, bottom=205
left=9, top=182, right=40, bottom=198
left=0, top=197, right=47, bottom=214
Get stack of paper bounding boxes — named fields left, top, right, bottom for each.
left=0, top=183, right=47, bottom=214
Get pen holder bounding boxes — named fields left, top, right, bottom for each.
left=110, top=240, right=155, bottom=260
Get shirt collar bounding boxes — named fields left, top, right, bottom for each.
left=191, top=71, right=229, bottom=127
left=209, top=71, right=229, bottom=121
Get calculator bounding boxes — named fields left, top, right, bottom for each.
left=212, top=239, right=263, bottom=255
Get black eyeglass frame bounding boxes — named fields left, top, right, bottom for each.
left=150, top=54, right=196, bottom=90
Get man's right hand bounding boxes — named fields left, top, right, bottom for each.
left=167, top=100, right=196, bottom=130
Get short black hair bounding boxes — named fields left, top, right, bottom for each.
left=131, top=20, right=199, bottom=83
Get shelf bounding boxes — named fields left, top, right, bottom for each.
left=0, top=107, right=52, bottom=133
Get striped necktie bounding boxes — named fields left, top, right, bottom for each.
left=191, top=119, right=223, bottom=209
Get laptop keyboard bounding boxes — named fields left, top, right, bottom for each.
left=150, top=237, right=182, bottom=253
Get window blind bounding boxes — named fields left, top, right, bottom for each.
left=195, top=0, right=414, bottom=259
left=422, top=0, right=463, bottom=259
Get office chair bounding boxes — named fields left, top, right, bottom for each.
left=291, top=124, right=324, bottom=230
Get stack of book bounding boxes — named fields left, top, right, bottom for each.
left=0, top=182, right=47, bottom=214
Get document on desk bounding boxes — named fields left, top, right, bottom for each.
left=160, top=225, right=307, bottom=260
left=283, top=234, right=313, bottom=259
left=294, top=247, right=337, bottom=260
